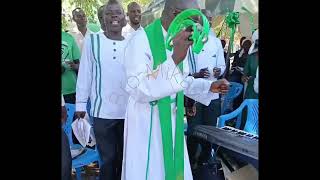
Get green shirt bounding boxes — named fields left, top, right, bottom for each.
left=244, top=52, right=259, bottom=99
left=61, top=31, right=81, bottom=95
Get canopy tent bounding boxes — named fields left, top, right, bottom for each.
left=206, top=0, right=258, bottom=38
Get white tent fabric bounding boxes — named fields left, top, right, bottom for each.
left=142, top=0, right=258, bottom=37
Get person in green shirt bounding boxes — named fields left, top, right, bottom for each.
left=239, top=30, right=258, bottom=130
left=62, top=31, right=81, bottom=103
left=242, top=30, right=259, bottom=99
left=242, top=52, right=258, bottom=99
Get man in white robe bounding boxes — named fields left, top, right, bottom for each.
left=122, top=2, right=143, bottom=39
left=121, top=0, right=230, bottom=180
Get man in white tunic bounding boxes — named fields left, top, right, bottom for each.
left=121, top=0, right=230, bottom=180
left=75, top=1, right=129, bottom=179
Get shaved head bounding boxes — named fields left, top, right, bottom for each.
left=201, top=9, right=213, bottom=26
left=161, top=0, right=201, bottom=30
left=127, top=1, right=140, bottom=10
left=201, top=9, right=212, bottom=19
left=164, top=0, right=200, bottom=10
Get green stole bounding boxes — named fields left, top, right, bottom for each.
left=144, top=19, right=185, bottom=180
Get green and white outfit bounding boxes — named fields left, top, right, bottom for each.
left=61, top=31, right=81, bottom=95
left=121, top=19, right=214, bottom=180
left=75, top=33, right=129, bottom=119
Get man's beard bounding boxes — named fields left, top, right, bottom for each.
left=130, top=18, right=140, bottom=25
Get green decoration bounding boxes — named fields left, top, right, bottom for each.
left=165, top=9, right=210, bottom=54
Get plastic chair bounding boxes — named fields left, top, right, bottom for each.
left=221, top=82, right=243, bottom=115
left=63, top=103, right=101, bottom=179
left=217, top=99, right=258, bottom=136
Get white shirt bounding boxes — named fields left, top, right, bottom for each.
left=209, top=29, right=216, bottom=37
left=122, top=23, right=143, bottom=40
left=249, top=29, right=258, bottom=55
left=254, top=66, right=259, bottom=93
left=76, top=33, right=129, bottom=119
left=61, top=95, right=65, bottom=106
left=68, top=27, right=94, bottom=52
left=188, top=32, right=226, bottom=101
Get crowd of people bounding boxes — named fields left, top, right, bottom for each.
left=61, top=0, right=259, bottom=180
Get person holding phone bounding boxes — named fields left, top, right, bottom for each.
left=186, top=9, right=226, bottom=171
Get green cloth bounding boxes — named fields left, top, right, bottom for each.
left=144, top=19, right=185, bottom=180
left=61, top=31, right=81, bottom=95
left=244, top=52, right=258, bottom=99
left=88, top=23, right=101, bottom=33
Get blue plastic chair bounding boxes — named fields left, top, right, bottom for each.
left=221, top=82, right=243, bottom=115
left=63, top=103, right=101, bottom=179
left=217, top=99, right=258, bottom=136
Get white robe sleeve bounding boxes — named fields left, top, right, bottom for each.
left=183, top=76, right=213, bottom=106
left=123, top=31, right=185, bottom=103
left=76, top=36, right=93, bottom=111
left=180, top=50, right=214, bottom=106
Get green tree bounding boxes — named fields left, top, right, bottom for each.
left=62, top=0, right=105, bottom=30
left=70, top=0, right=104, bottom=23
left=62, top=0, right=152, bottom=30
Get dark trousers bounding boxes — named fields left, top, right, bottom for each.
left=229, top=72, right=245, bottom=110
left=63, top=93, right=76, bottom=104
left=93, top=118, right=124, bottom=180
left=187, top=99, right=221, bottom=166
left=61, top=129, right=72, bottom=180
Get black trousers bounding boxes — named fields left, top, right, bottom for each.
left=63, top=93, right=76, bottom=104
left=61, top=129, right=71, bottom=180
left=93, top=118, right=124, bottom=180
left=187, top=99, right=221, bottom=166
left=229, top=71, right=245, bottom=111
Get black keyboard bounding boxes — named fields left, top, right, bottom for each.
left=192, top=125, right=258, bottom=160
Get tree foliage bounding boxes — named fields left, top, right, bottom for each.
left=70, top=0, right=103, bottom=23
left=62, top=0, right=105, bottom=31
left=62, top=0, right=152, bottom=31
